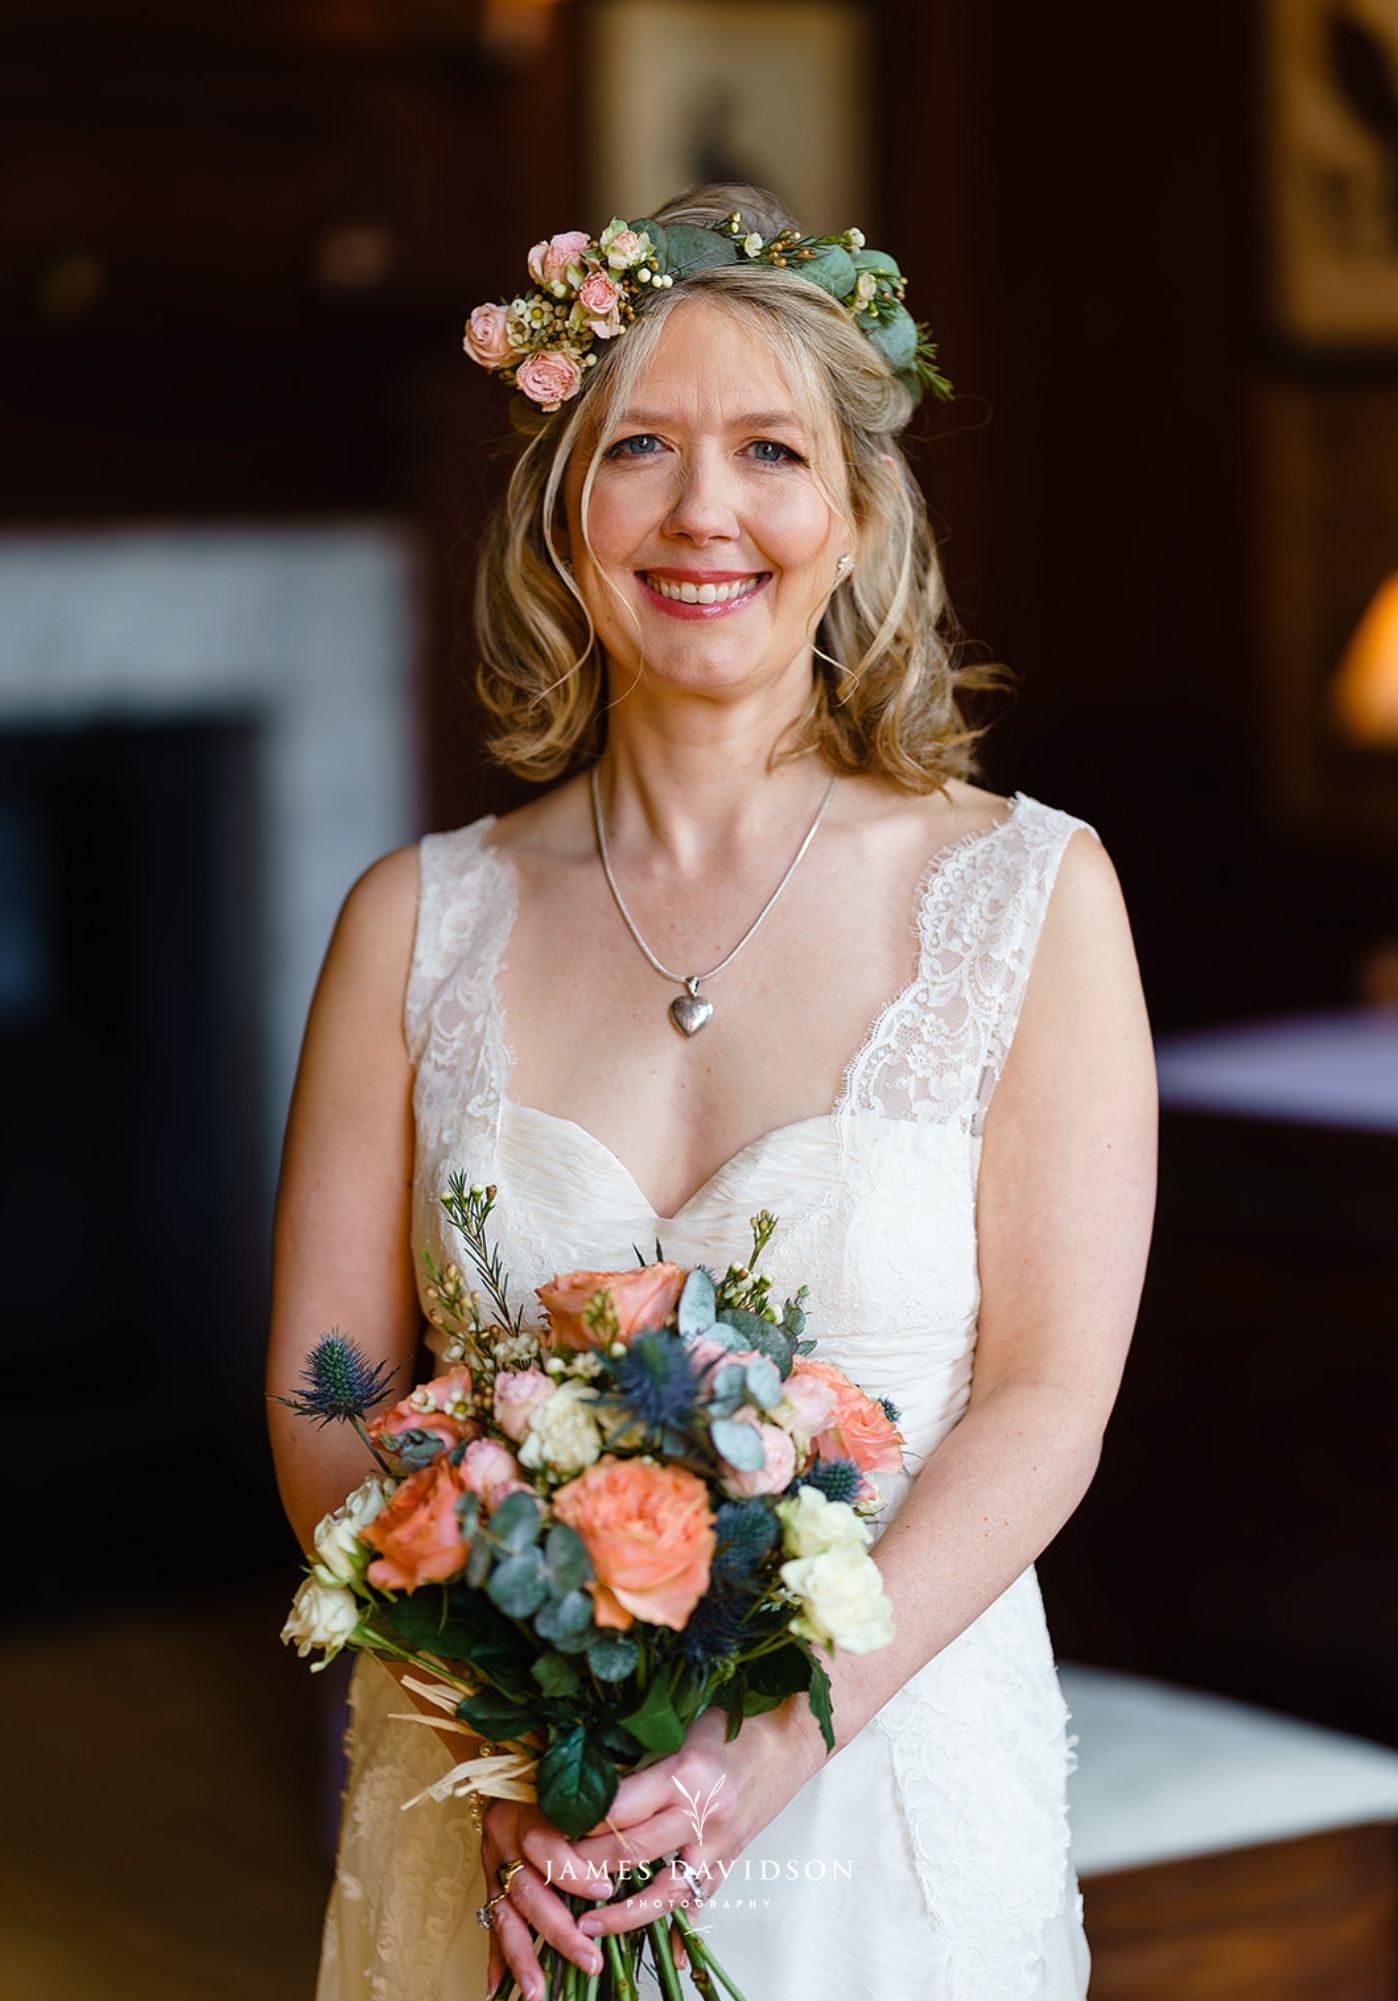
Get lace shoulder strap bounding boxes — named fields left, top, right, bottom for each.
left=405, top=818, right=517, bottom=1160
left=839, top=793, right=1096, bottom=1131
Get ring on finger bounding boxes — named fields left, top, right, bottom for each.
left=475, top=1856, right=527, bottom=1929
left=675, top=1859, right=707, bottom=1909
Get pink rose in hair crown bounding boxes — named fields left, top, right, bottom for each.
left=361, top=1457, right=470, bottom=1591
left=459, top=1437, right=530, bottom=1512
left=537, top=1261, right=685, bottom=1352
left=577, top=269, right=623, bottom=336
left=793, top=1356, right=905, bottom=1476
left=463, top=301, right=518, bottom=370
left=552, top=1454, right=716, bottom=1630
left=528, top=230, right=591, bottom=288
left=493, top=1366, right=555, bottom=1442
left=603, top=228, right=645, bottom=271
left=514, top=349, right=583, bottom=411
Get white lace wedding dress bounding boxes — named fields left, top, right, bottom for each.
left=316, top=794, right=1093, bottom=2001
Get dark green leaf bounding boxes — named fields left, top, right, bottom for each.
left=617, top=1677, right=685, bottom=1755
left=805, top=1649, right=835, bottom=1754
left=586, top=1631, right=640, bottom=1681
left=491, top=1492, right=542, bottom=1552
left=745, top=1643, right=814, bottom=1700
left=457, top=1690, right=537, bottom=1741
left=535, top=1726, right=619, bottom=1840
left=592, top=1718, right=644, bottom=1761
left=678, top=1269, right=717, bottom=1339
left=720, top=1671, right=747, bottom=1742
left=534, top=1589, right=594, bottom=1641
left=532, top=1653, right=582, bottom=1698
left=488, top=1550, right=549, bottom=1619
left=710, top=1417, right=766, bottom=1471
left=544, top=1523, right=593, bottom=1595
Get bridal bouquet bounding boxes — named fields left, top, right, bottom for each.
left=278, top=1180, right=904, bottom=2001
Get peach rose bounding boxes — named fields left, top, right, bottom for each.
left=368, top=1368, right=479, bottom=1459
left=361, top=1458, right=470, bottom=1591
left=463, top=301, right=518, bottom=369
left=493, top=1367, right=555, bottom=1442
left=552, top=1454, right=715, bottom=1630
left=537, top=1262, right=685, bottom=1353
left=718, top=1411, right=797, bottom=1500
left=460, top=1436, right=530, bottom=1512
left=514, top=349, right=583, bottom=411
left=528, top=230, right=591, bottom=288
left=793, top=1358, right=905, bottom=1475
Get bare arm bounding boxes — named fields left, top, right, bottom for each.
left=572, top=828, right=1158, bottom=1923
left=266, top=844, right=422, bottom=1552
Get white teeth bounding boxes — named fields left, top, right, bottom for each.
left=646, top=574, right=760, bottom=605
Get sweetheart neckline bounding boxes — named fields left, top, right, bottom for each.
left=480, top=793, right=1027, bottom=1217
left=500, top=1098, right=835, bottom=1225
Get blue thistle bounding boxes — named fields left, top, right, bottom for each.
left=711, top=1500, right=778, bottom=1582
left=610, top=1332, right=702, bottom=1432
left=879, top=1396, right=902, bottom=1425
left=677, top=1586, right=750, bottom=1666
left=797, top=1455, right=864, bottom=1505
left=272, top=1333, right=400, bottom=1428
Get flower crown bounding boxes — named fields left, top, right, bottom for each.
left=462, top=212, right=952, bottom=415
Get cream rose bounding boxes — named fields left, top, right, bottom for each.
left=776, top=1484, right=871, bottom=1560
left=518, top=1377, right=603, bottom=1476
left=281, top=1576, right=361, bottom=1667
left=780, top=1543, right=895, bottom=1656
left=312, top=1473, right=397, bottom=1584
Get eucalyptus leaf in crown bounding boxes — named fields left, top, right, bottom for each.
left=463, top=210, right=952, bottom=413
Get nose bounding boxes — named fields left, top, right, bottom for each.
left=662, top=442, right=740, bottom=544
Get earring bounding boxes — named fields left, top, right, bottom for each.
left=835, top=553, right=854, bottom=582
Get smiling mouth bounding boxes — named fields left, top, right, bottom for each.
left=641, top=572, right=765, bottom=605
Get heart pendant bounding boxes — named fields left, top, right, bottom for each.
left=670, top=991, right=714, bottom=1037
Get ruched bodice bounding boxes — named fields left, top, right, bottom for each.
left=317, top=794, right=1096, bottom=2001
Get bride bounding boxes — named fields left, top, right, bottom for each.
left=268, top=183, right=1156, bottom=2000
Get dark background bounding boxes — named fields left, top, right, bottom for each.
left=2, top=0, right=1395, bottom=1745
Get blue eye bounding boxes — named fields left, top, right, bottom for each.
left=605, top=433, right=661, bottom=458
left=750, top=439, right=800, bottom=464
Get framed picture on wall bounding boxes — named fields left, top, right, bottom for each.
left=583, top=0, right=870, bottom=235
left=1263, top=0, right=1398, bottom=345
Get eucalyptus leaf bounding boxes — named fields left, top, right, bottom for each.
left=712, top=1363, right=747, bottom=1402
left=535, top=1725, right=619, bottom=1841
left=586, top=1630, right=640, bottom=1681
left=717, top=1311, right=793, bottom=1378
left=677, top=1268, right=717, bottom=1338
left=488, top=1549, right=549, bottom=1620
left=867, top=305, right=919, bottom=372
left=491, top=1491, right=542, bottom=1553
left=454, top=1490, right=480, bottom=1538
left=635, top=220, right=739, bottom=278
left=534, top=1588, right=594, bottom=1641
left=853, top=248, right=902, bottom=279
left=532, top=1652, right=582, bottom=1698
left=466, top=1530, right=493, bottom=1589
left=795, top=243, right=856, bottom=298
left=743, top=1356, right=783, bottom=1410
left=544, top=1523, right=593, bottom=1595
left=710, top=1416, right=767, bottom=1471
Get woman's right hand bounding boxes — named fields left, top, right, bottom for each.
left=480, top=1798, right=614, bottom=1999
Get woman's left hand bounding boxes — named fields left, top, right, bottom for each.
left=574, top=1698, right=827, bottom=1945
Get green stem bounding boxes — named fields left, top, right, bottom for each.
left=605, top=1930, right=637, bottom=2001
left=649, top=1918, right=685, bottom=2001
left=672, top=1913, right=751, bottom=2001
left=349, top=1412, right=396, bottom=1474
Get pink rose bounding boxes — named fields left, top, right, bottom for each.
left=537, top=1261, right=685, bottom=1352
left=577, top=270, right=622, bottom=336
left=605, top=229, right=643, bottom=270
left=362, top=1458, right=470, bottom=1591
left=528, top=230, right=591, bottom=288
left=778, top=1370, right=838, bottom=1439
left=718, top=1411, right=797, bottom=1499
left=493, top=1367, right=555, bottom=1442
left=368, top=1368, right=479, bottom=1460
left=460, top=1437, right=530, bottom=1512
left=514, top=349, right=583, bottom=411
left=463, top=301, right=518, bottom=369
left=793, top=1358, right=905, bottom=1476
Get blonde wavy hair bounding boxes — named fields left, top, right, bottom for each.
left=474, top=184, right=999, bottom=791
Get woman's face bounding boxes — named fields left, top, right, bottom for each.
left=562, top=300, right=852, bottom=707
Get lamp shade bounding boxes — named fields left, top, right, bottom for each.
left=1332, top=574, right=1398, bottom=748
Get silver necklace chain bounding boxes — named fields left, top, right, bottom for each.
left=589, top=763, right=840, bottom=1036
